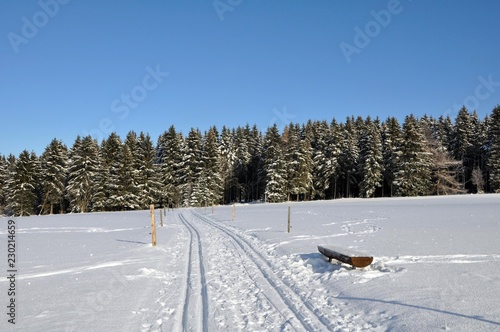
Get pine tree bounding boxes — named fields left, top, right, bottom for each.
left=6, top=150, right=40, bottom=216
left=264, top=125, right=287, bottom=203
left=39, top=139, right=68, bottom=214
left=488, top=105, right=500, bottom=192
left=358, top=117, right=384, bottom=198
left=393, top=115, right=432, bottom=196
left=67, top=136, right=100, bottom=212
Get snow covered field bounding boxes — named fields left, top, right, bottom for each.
left=1, top=194, right=499, bottom=331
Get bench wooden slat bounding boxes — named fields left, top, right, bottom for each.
left=318, top=245, right=373, bottom=268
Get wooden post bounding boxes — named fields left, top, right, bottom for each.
left=212, top=205, right=214, bottom=215
left=160, top=209, right=163, bottom=227
left=287, top=206, right=291, bottom=233
left=150, top=204, right=156, bottom=246
left=164, top=206, right=166, bottom=216
left=231, top=204, right=235, bottom=221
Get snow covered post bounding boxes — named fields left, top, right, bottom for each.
left=150, top=205, right=157, bottom=246
left=287, top=206, right=291, bottom=233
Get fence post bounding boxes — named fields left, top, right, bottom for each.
left=287, top=206, right=291, bottom=233
left=150, top=204, right=156, bottom=246
left=160, top=209, right=163, bottom=227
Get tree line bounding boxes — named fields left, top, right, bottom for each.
left=1, top=105, right=500, bottom=216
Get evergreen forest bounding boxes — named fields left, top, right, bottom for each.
left=1, top=105, right=500, bottom=216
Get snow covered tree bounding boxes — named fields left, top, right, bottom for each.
left=421, top=121, right=465, bottom=195
left=338, top=117, right=360, bottom=198
left=264, top=124, right=287, bottom=203
left=6, top=150, right=40, bottom=216
left=39, top=139, right=68, bottom=214
left=246, top=125, right=264, bottom=202
left=94, top=133, right=124, bottom=211
left=136, top=132, right=162, bottom=208
left=201, top=126, right=223, bottom=205
left=282, top=123, right=312, bottom=201
left=121, top=131, right=141, bottom=209
left=67, top=136, right=100, bottom=213
left=358, top=117, right=383, bottom=198
left=381, top=117, right=402, bottom=197
left=0, top=155, right=8, bottom=214
left=309, top=120, right=339, bottom=199
left=393, top=115, right=432, bottom=196
left=219, top=126, right=236, bottom=204
left=180, top=128, right=204, bottom=206
left=488, top=105, right=500, bottom=192
left=156, top=125, right=184, bottom=208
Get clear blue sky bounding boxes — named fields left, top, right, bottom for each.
left=1, top=0, right=499, bottom=156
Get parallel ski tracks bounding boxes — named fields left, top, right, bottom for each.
left=191, top=210, right=334, bottom=332
left=178, top=213, right=209, bottom=332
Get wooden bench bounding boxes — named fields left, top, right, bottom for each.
left=318, top=245, right=373, bottom=268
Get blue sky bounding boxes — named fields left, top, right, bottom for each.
left=1, top=0, right=499, bottom=156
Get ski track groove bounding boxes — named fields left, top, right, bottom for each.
left=179, top=213, right=209, bottom=332
left=191, top=209, right=335, bottom=332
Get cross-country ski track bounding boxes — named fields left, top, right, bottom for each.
left=173, top=210, right=340, bottom=331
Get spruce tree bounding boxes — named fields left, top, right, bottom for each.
left=338, top=117, right=360, bottom=198
left=97, top=133, right=123, bottom=211
left=283, top=123, right=313, bottom=201
left=156, top=125, right=183, bottom=208
left=0, top=155, right=8, bottom=214
left=6, top=150, right=40, bottom=216
left=393, top=115, right=432, bottom=196
left=264, top=124, right=287, bottom=203
left=488, top=105, right=500, bottom=192
left=358, top=117, right=383, bottom=198
left=202, top=126, right=223, bottom=205
left=310, top=120, right=337, bottom=199
left=39, top=139, right=68, bottom=214
left=381, top=117, right=402, bottom=196
left=180, top=128, right=204, bottom=206
left=136, top=132, right=162, bottom=208
left=246, top=124, right=264, bottom=202
left=219, top=126, right=236, bottom=204
left=67, top=136, right=100, bottom=212
left=122, top=131, right=141, bottom=209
